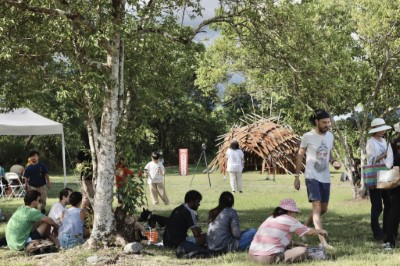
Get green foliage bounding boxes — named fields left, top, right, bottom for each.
left=118, top=175, right=146, bottom=216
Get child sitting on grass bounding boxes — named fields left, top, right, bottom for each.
left=59, top=192, right=87, bottom=249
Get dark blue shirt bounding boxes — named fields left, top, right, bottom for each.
left=24, top=162, right=48, bottom=187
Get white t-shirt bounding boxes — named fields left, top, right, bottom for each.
left=366, top=137, right=393, bottom=168
left=48, top=202, right=65, bottom=227
left=144, top=161, right=164, bottom=184
left=226, top=148, right=244, bottom=172
left=300, top=130, right=334, bottom=183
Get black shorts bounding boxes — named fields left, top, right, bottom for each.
left=29, top=229, right=43, bottom=241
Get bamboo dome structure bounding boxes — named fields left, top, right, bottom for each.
left=208, top=114, right=301, bottom=175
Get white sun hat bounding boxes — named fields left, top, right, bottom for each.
left=368, top=118, right=392, bottom=134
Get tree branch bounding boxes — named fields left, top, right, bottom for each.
left=1, top=0, right=94, bottom=30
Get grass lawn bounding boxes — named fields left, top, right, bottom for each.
left=1, top=167, right=399, bottom=265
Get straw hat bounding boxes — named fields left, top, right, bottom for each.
left=368, top=118, right=392, bottom=134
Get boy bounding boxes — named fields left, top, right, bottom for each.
left=144, top=151, right=169, bottom=205
left=24, top=150, right=50, bottom=214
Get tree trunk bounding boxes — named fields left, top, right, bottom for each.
left=88, top=0, right=125, bottom=246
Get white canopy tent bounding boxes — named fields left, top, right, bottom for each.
left=0, top=108, right=67, bottom=186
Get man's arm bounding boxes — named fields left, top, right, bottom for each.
left=45, top=174, right=50, bottom=189
left=329, top=151, right=341, bottom=170
left=294, top=147, right=306, bottom=190
left=41, top=216, right=59, bottom=229
left=191, top=227, right=206, bottom=245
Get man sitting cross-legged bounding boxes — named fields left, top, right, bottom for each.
left=163, top=190, right=207, bottom=256
left=48, top=187, right=73, bottom=236
left=6, top=190, right=59, bottom=251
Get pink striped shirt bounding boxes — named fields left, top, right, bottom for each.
left=249, top=214, right=310, bottom=256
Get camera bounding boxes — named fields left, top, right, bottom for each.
left=201, top=143, right=206, bottom=150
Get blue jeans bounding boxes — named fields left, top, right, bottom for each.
left=369, top=188, right=391, bottom=239
left=239, top=228, right=256, bottom=250
left=59, top=233, right=84, bottom=249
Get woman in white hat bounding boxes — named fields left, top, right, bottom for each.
left=366, top=118, right=393, bottom=242
left=249, top=199, right=327, bottom=264
left=383, top=122, right=400, bottom=250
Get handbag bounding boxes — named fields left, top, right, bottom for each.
left=376, top=166, right=400, bottom=189
left=362, top=164, right=388, bottom=189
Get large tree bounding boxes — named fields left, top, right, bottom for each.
left=0, top=0, right=236, bottom=246
left=196, top=0, right=400, bottom=198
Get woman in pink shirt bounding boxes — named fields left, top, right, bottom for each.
left=249, top=199, right=327, bottom=264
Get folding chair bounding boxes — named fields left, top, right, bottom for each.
left=5, top=172, right=25, bottom=198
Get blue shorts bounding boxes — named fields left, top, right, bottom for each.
left=305, top=179, right=330, bottom=203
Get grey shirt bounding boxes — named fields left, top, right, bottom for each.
left=207, top=207, right=240, bottom=252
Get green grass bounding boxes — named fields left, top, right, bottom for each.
left=1, top=167, right=400, bottom=265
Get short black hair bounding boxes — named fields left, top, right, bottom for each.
left=151, top=151, right=160, bottom=160
left=69, top=192, right=83, bottom=207
left=29, top=150, right=40, bottom=157
left=184, top=190, right=202, bottom=203
left=24, top=190, right=41, bottom=205
left=230, top=140, right=240, bottom=150
left=59, top=187, right=73, bottom=201
left=309, top=109, right=330, bottom=126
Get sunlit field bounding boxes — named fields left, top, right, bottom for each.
left=1, top=166, right=400, bottom=266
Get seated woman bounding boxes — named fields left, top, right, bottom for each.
left=207, top=191, right=256, bottom=252
left=58, top=192, right=87, bottom=249
left=249, top=199, right=327, bottom=264
left=10, top=158, right=25, bottom=179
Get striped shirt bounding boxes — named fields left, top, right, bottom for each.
left=249, top=214, right=310, bottom=256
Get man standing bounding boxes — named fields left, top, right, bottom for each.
left=6, top=190, right=59, bottom=251
left=24, top=150, right=50, bottom=214
left=48, top=188, right=73, bottom=232
left=294, top=109, right=341, bottom=249
left=163, top=190, right=206, bottom=253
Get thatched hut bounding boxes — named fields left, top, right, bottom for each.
left=208, top=114, right=301, bottom=175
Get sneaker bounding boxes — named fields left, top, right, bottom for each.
left=383, top=242, right=393, bottom=251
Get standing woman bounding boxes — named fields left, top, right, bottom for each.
left=207, top=191, right=256, bottom=252
left=366, top=118, right=393, bottom=241
left=226, top=140, right=244, bottom=193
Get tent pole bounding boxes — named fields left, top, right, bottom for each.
left=62, top=130, right=67, bottom=187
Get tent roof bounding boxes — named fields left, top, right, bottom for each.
left=0, top=108, right=63, bottom=135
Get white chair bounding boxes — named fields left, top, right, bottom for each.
left=5, top=172, right=25, bottom=198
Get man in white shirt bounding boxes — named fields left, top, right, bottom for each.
left=48, top=187, right=73, bottom=234
left=294, top=109, right=341, bottom=249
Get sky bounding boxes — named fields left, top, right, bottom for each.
left=179, top=1, right=221, bottom=47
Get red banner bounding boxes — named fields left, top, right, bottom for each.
left=179, top=149, right=188, bottom=176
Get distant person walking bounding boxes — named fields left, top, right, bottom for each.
left=294, top=109, right=340, bottom=249
left=144, top=151, right=169, bottom=205
left=226, top=140, right=244, bottom=193
left=24, top=150, right=51, bottom=214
